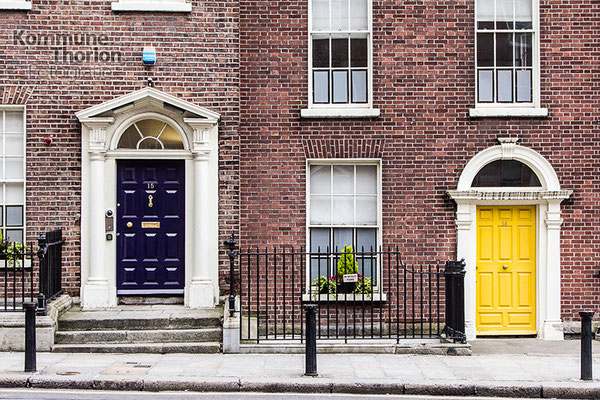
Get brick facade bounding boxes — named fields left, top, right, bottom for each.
left=0, top=0, right=598, bottom=327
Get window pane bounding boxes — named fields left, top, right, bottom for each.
left=478, top=70, right=494, bottom=102
left=159, top=126, right=184, bottom=149
left=311, top=228, right=331, bottom=252
left=333, top=196, right=354, bottom=224
left=477, top=33, right=494, bottom=66
left=6, top=206, right=23, bottom=227
left=4, top=112, right=23, bottom=133
left=332, top=38, right=348, bottom=67
left=472, top=160, right=541, bottom=187
left=5, top=132, right=23, bottom=156
left=6, top=158, right=23, bottom=180
left=312, top=0, right=329, bottom=31
left=497, top=70, right=513, bottom=102
left=310, top=196, right=331, bottom=224
left=311, top=258, right=331, bottom=282
left=496, top=33, right=513, bottom=66
left=0, top=206, right=3, bottom=226
left=356, top=228, right=376, bottom=252
left=310, top=165, right=331, bottom=194
left=515, top=33, right=532, bottom=67
left=356, top=228, right=376, bottom=278
left=333, top=228, right=353, bottom=252
left=351, top=70, right=367, bottom=103
left=356, top=196, right=376, bottom=225
left=6, top=229, right=23, bottom=244
left=138, top=138, right=162, bottom=150
left=333, top=165, right=353, bottom=194
left=356, top=165, right=376, bottom=194
left=6, top=183, right=24, bottom=203
left=313, top=71, right=330, bottom=103
left=117, top=125, right=140, bottom=149
left=496, top=0, right=514, bottom=29
left=313, top=38, right=330, bottom=68
left=332, top=0, right=349, bottom=31
left=350, top=0, right=368, bottom=30
left=516, top=69, right=532, bottom=102
left=332, top=70, right=349, bottom=103
left=515, top=0, right=532, bottom=28
left=351, top=38, right=368, bottom=67
left=477, top=0, right=494, bottom=28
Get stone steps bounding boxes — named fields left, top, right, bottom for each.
left=52, top=342, right=221, bottom=354
left=53, top=305, right=223, bottom=354
left=55, top=327, right=222, bottom=344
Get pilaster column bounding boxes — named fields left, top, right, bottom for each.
left=542, top=199, right=565, bottom=339
left=186, top=119, right=217, bottom=308
left=80, top=118, right=113, bottom=309
left=455, top=202, right=477, bottom=341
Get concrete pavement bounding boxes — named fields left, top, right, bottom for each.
left=0, top=339, right=598, bottom=398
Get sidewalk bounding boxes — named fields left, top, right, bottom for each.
left=0, top=339, right=599, bottom=399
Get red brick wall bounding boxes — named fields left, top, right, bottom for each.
left=239, top=0, right=600, bottom=324
left=0, top=0, right=240, bottom=297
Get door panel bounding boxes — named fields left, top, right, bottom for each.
left=116, top=160, right=185, bottom=295
left=476, top=206, right=536, bottom=334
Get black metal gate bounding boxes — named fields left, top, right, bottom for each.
left=1, top=229, right=64, bottom=315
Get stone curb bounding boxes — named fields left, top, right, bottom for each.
left=2, top=374, right=600, bottom=399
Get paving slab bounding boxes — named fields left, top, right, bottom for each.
left=0, top=347, right=597, bottom=398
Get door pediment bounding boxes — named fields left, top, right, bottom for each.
left=75, top=87, right=220, bottom=123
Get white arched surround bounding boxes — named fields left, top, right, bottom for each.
left=76, top=88, right=221, bottom=309
left=448, top=138, right=572, bottom=340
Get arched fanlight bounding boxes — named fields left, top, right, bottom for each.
left=472, top=160, right=542, bottom=187
left=117, top=119, right=184, bottom=150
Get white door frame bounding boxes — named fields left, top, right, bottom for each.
left=76, top=88, right=221, bottom=309
left=448, top=138, right=572, bottom=340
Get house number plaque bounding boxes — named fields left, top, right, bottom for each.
left=141, top=222, right=160, bottom=229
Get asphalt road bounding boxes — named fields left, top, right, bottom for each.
left=0, top=389, right=565, bottom=400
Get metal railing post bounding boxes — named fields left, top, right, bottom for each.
left=444, top=259, right=466, bottom=344
left=23, top=301, right=37, bottom=372
left=580, top=310, right=594, bottom=381
left=225, top=233, right=237, bottom=317
left=36, top=233, right=48, bottom=316
left=304, top=303, right=318, bottom=376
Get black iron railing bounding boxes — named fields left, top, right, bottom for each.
left=0, top=229, right=64, bottom=315
left=229, top=237, right=466, bottom=343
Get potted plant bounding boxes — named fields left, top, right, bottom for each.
left=337, top=245, right=358, bottom=294
left=313, top=275, right=337, bottom=296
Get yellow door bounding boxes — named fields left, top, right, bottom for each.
left=476, top=206, right=536, bottom=335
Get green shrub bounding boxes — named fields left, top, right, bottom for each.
left=337, top=245, right=358, bottom=276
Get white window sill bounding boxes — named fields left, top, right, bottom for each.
left=112, top=1, right=191, bottom=12
left=469, top=107, right=548, bottom=118
left=302, top=293, right=387, bottom=303
left=0, top=1, right=32, bottom=10
left=300, top=108, right=381, bottom=119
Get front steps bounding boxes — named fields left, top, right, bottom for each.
left=52, top=305, right=223, bottom=353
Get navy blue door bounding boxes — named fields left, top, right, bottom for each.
left=116, top=160, right=185, bottom=295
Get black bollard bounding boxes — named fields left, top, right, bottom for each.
left=23, top=301, right=37, bottom=372
left=304, top=303, right=318, bottom=376
left=580, top=310, right=594, bottom=381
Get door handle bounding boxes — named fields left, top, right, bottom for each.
left=502, top=264, right=509, bottom=270
left=126, top=222, right=133, bottom=228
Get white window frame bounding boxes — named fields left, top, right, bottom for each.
left=0, top=1, right=32, bottom=10
left=0, top=106, right=26, bottom=245
left=470, top=0, right=548, bottom=118
left=305, top=159, right=383, bottom=295
left=112, top=0, right=191, bottom=12
left=301, top=0, right=380, bottom=119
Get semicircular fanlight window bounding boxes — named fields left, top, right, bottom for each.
left=117, top=119, right=184, bottom=150
left=472, top=160, right=542, bottom=187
